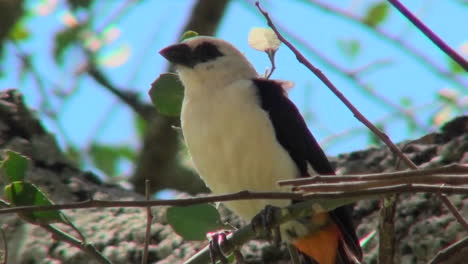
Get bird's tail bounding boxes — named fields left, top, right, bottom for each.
left=292, top=217, right=360, bottom=264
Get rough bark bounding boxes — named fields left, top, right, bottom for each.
left=0, top=90, right=466, bottom=264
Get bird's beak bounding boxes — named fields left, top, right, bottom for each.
left=159, top=43, right=193, bottom=67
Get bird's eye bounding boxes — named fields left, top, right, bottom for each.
left=194, top=42, right=224, bottom=63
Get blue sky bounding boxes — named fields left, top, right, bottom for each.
left=1, top=0, right=467, bottom=177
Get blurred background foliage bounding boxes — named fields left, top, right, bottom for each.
left=0, top=0, right=466, bottom=195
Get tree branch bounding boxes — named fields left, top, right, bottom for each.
left=307, top=0, right=467, bottom=90
left=255, top=0, right=468, bottom=235
left=387, top=0, right=468, bottom=71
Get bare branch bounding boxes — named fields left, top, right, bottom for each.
left=0, top=227, right=6, bottom=264
left=255, top=1, right=418, bottom=170
left=141, top=180, right=152, bottom=264
left=0, top=191, right=303, bottom=215
left=278, top=164, right=468, bottom=186
left=430, top=236, right=468, bottom=264
left=387, top=0, right=468, bottom=71
left=40, top=224, right=111, bottom=264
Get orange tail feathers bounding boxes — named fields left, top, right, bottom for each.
left=292, top=214, right=341, bottom=264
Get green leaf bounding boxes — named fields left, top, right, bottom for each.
left=4, top=182, right=66, bottom=224
left=89, top=144, right=136, bottom=176
left=1, top=150, right=29, bottom=182
left=363, top=2, right=390, bottom=27
left=337, top=39, right=361, bottom=60
left=54, top=24, right=84, bottom=64
left=149, top=73, right=184, bottom=117
left=167, top=204, right=229, bottom=241
left=8, top=21, right=30, bottom=42
left=180, top=30, right=199, bottom=41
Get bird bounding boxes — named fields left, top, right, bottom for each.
left=159, top=36, right=362, bottom=264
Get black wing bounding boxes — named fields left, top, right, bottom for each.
left=253, top=78, right=362, bottom=262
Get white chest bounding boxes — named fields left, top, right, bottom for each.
left=181, top=80, right=299, bottom=220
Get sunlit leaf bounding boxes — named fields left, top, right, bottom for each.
left=149, top=73, right=184, bottom=116
left=363, top=2, right=390, bottom=27
left=248, top=27, right=280, bottom=52
left=181, top=30, right=199, bottom=41
left=1, top=150, right=29, bottom=182
left=167, top=204, right=229, bottom=241
left=4, top=182, right=66, bottom=224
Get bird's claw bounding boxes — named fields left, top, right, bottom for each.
left=251, top=205, right=282, bottom=247
left=207, top=230, right=230, bottom=264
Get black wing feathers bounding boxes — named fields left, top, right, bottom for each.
left=252, top=78, right=363, bottom=263
left=253, top=79, right=333, bottom=176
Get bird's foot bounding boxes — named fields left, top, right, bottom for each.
left=207, top=230, right=231, bottom=264
left=251, top=205, right=282, bottom=247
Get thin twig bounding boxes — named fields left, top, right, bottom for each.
left=303, top=184, right=468, bottom=199
left=296, top=175, right=467, bottom=192
left=255, top=1, right=417, bottom=169
left=41, top=224, right=111, bottom=264
left=429, top=236, right=468, bottom=264
left=0, top=227, right=7, bottom=264
left=87, top=64, right=153, bottom=122
left=273, top=24, right=429, bottom=131
left=0, top=191, right=303, bottom=215
left=387, top=0, right=468, bottom=71
left=379, top=195, right=397, bottom=264
left=141, top=180, right=153, bottom=264
left=306, top=0, right=467, bottom=90
left=265, top=50, right=276, bottom=79
left=279, top=164, right=468, bottom=186
left=255, top=1, right=468, bottom=230
left=438, top=194, right=468, bottom=230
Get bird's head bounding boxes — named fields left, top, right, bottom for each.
left=159, top=37, right=257, bottom=90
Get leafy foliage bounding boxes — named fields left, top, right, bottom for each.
left=181, top=30, right=199, bottom=41
left=363, top=2, right=390, bottom=27
left=1, top=150, right=29, bottom=182
left=167, top=204, right=230, bottom=241
left=248, top=27, right=281, bottom=52
left=149, top=73, right=185, bottom=117
left=53, top=24, right=85, bottom=64
left=4, top=181, right=67, bottom=224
